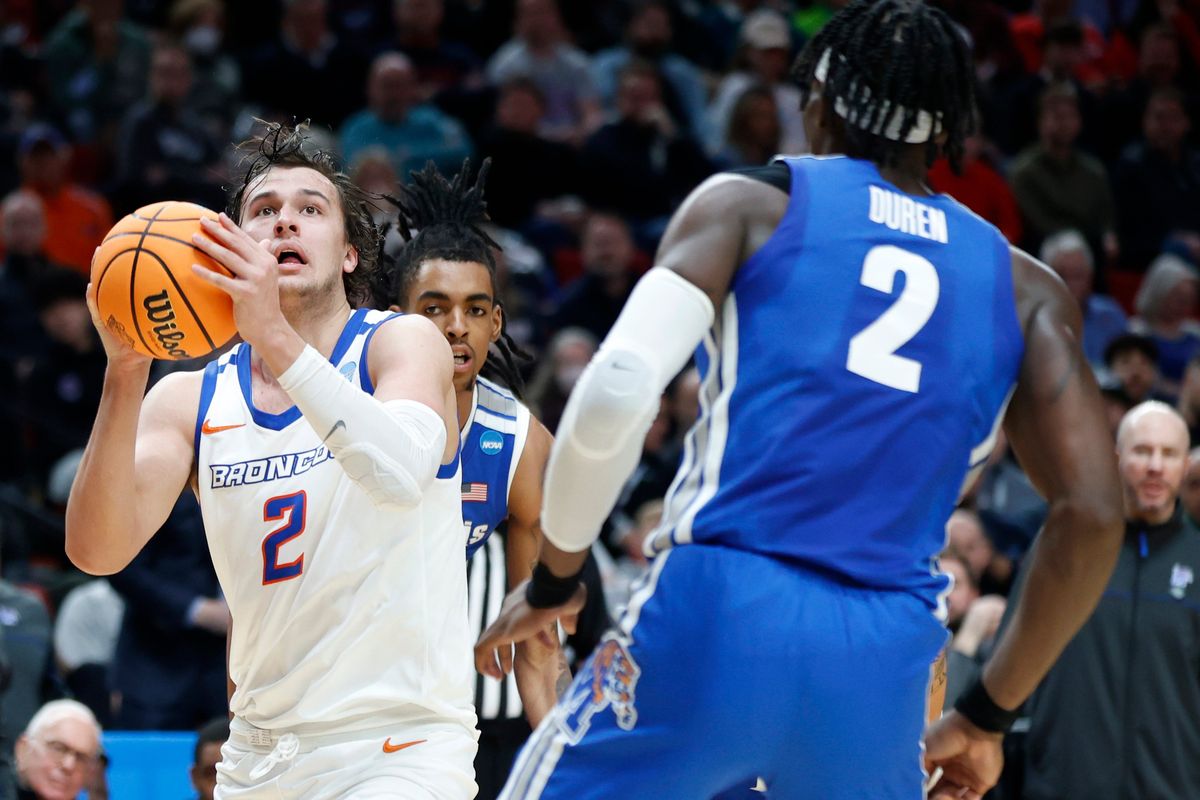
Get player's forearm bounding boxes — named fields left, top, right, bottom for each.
left=980, top=495, right=1123, bottom=709
left=514, top=642, right=570, bottom=728
left=65, top=363, right=153, bottom=574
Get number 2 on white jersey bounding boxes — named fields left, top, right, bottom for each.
left=846, top=245, right=940, bottom=393
left=262, top=490, right=306, bottom=585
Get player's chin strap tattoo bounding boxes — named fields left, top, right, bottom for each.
left=278, top=344, right=446, bottom=508
left=529, top=268, right=715, bottom=604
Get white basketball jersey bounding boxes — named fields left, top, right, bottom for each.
left=194, top=309, right=475, bottom=735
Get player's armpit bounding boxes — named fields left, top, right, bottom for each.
left=979, top=250, right=1124, bottom=710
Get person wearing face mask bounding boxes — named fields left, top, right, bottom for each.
left=166, top=0, right=241, bottom=136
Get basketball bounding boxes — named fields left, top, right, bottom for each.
left=91, top=201, right=237, bottom=360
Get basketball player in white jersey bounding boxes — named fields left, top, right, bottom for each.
left=383, top=161, right=569, bottom=799
left=66, top=124, right=478, bottom=799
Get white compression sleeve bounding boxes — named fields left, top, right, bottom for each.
left=277, top=346, right=447, bottom=508
left=542, top=268, right=715, bottom=553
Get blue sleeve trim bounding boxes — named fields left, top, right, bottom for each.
left=194, top=359, right=221, bottom=457
left=359, top=311, right=404, bottom=395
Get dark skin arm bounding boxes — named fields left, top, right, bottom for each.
left=475, top=174, right=787, bottom=677
left=504, top=418, right=573, bottom=726
left=925, top=249, right=1125, bottom=798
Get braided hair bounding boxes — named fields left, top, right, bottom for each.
left=790, top=0, right=976, bottom=171
left=381, top=158, right=532, bottom=397
left=227, top=121, right=381, bottom=307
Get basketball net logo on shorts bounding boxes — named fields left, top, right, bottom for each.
left=143, top=290, right=190, bottom=359
left=556, top=635, right=641, bottom=745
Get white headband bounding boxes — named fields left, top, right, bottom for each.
left=813, top=49, right=943, bottom=144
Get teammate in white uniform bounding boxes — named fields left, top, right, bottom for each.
left=383, top=161, right=568, bottom=799
left=66, top=124, right=477, bottom=799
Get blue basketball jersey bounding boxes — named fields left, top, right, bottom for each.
left=461, top=376, right=530, bottom=559
left=647, top=156, right=1024, bottom=607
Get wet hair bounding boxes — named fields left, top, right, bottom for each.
left=790, top=0, right=976, bottom=171
left=381, top=159, right=531, bottom=396
left=226, top=121, right=381, bottom=307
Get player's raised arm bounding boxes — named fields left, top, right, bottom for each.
left=476, top=174, right=784, bottom=673
left=66, top=285, right=199, bottom=575
left=925, top=250, right=1124, bottom=795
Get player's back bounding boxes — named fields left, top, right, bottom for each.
left=648, top=156, right=1024, bottom=605
left=195, top=309, right=475, bottom=735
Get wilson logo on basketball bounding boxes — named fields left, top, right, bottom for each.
left=143, top=290, right=191, bottom=359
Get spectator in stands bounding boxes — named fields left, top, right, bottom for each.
left=1130, top=253, right=1200, bottom=392
left=1016, top=401, right=1200, bottom=800
left=486, top=0, right=601, bottom=144
left=21, top=270, right=104, bottom=489
left=166, top=0, right=241, bottom=138
left=946, top=508, right=1008, bottom=594
left=579, top=61, right=712, bottom=245
left=943, top=593, right=1006, bottom=708
left=1106, top=333, right=1170, bottom=405
left=713, top=85, right=781, bottom=170
left=477, top=78, right=576, bottom=229
left=42, top=0, right=152, bottom=145
left=0, top=191, right=54, bottom=362
left=707, top=10, right=806, bottom=156
left=1041, top=229, right=1127, bottom=368
left=1184, top=445, right=1200, bottom=525
left=114, top=40, right=225, bottom=214
left=15, top=125, right=112, bottom=276
left=52, top=578, right=122, bottom=726
left=549, top=212, right=638, bottom=341
left=0, top=560, right=53, bottom=787
left=1099, top=23, right=1190, bottom=163
left=1113, top=87, right=1200, bottom=270
left=591, top=1, right=709, bottom=141
left=339, top=51, right=472, bottom=181
left=108, top=494, right=226, bottom=729
left=1008, top=0, right=1114, bottom=88
left=926, top=132, right=1023, bottom=244
left=1010, top=82, right=1117, bottom=260
left=940, top=553, right=978, bottom=633
left=190, top=717, right=228, bottom=800
left=386, top=0, right=483, bottom=101
left=239, top=0, right=368, bottom=128
left=1179, top=355, right=1200, bottom=447
left=14, top=699, right=100, bottom=800
left=526, top=327, right=596, bottom=432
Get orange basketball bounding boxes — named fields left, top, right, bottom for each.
left=91, top=201, right=236, bottom=360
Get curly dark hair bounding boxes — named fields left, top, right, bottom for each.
left=226, top=121, right=381, bottom=306
left=790, top=0, right=977, bottom=171
left=378, top=159, right=532, bottom=397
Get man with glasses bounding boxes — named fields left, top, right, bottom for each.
left=14, top=699, right=100, bottom=800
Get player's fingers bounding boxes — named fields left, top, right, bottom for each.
left=203, top=213, right=258, bottom=257
left=191, top=230, right=245, bottom=275
left=192, top=263, right=240, bottom=295
left=500, top=642, right=518, bottom=675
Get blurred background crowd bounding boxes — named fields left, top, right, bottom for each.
left=0, top=0, right=1198, bottom=797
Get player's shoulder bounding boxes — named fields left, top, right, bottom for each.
left=1009, top=246, right=1080, bottom=333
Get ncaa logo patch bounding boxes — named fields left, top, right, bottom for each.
left=556, top=634, right=641, bottom=745
left=479, top=430, right=504, bottom=456
left=339, top=361, right=357, bottom=381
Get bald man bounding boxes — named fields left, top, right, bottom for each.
left=1014, top=401, right=1200, bottom=799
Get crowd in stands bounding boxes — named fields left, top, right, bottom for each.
left=0, top=0, right=1198, bottom=797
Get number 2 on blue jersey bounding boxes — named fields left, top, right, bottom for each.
left=846, top=245, right=940, bottom=393
left=262, top=490, right=306, bottom=585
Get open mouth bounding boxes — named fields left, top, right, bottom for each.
left=451, top=345, right=472, bottom=371
left=277, top=249, right=306, bottom=266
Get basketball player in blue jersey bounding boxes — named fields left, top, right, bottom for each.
left=67, top=124, right=479, bottom=798
left=476, top=2, right=1125, bottom=798
left=380, top=161, right=570, bottom=798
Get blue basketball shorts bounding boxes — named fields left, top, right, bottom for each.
left=499, top=544, right=947, bottom=799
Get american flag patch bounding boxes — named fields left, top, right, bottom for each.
left=462, top=483, right=488, bottom=503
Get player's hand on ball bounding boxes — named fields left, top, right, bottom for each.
left=922, top=710, right=1003, bottom=800
left=190, top=213, right=286, bottom=349
left=85, top=278, right=151, bottom=369
left=475, top=580, right=586, bottom=680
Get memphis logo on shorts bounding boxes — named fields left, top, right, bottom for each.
left=556, top=634, right=641, bottom=745
left=210, top=445, right=334, bottom=488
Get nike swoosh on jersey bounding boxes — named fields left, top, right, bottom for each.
left=382, top=738, right=426, bottom=754
left=201, top=420, right=246, bottom=435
